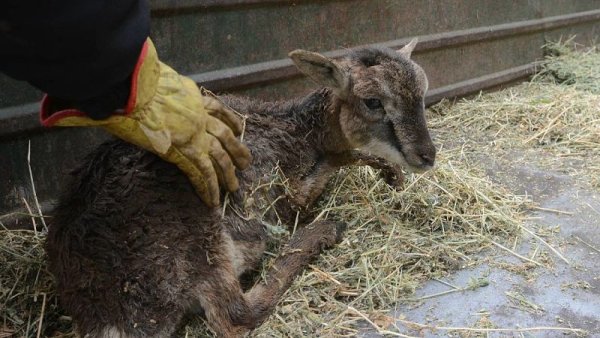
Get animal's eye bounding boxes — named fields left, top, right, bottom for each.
left=363, top=98, right=383, bottom=110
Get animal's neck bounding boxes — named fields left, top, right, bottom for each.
left=272, top=88, right=351, bottom=156
left=248, top=89, right=354, bottom=219
left=224, top=89, right=354, bottom=224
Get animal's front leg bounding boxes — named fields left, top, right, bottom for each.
left=289, top=151, right=405, bottom=213
left=328, top=151, right=405, bottom=190
left=289, top=161, right=340, bottom=211
left=363, top=156, right=405, bottom=191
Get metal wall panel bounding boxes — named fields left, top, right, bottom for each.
left=1, top=0, right=600, bottom=221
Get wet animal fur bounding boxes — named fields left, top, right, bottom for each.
left=46, top=42, right=435, bottom=337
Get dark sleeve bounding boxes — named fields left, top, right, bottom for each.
left=0, top=0, right=150, bottom=119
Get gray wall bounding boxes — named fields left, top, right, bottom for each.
left=1, top=0, right=600, bottom=222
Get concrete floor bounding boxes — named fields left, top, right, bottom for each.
left=389, top=156, right=600, bottom=337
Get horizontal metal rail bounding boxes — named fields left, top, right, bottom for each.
left=1, top=9, right=599, bottom=137
left=193, top=8, right=600, bottom=91
left=150, top=0, right=322, bottom=12
left=0, top=63, right=539, bottom=140
left=425, top=63, right=537, bottom=106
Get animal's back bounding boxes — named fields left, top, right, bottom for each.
left=46, top=140, right=220, bottom=335
left=45, top=95, right=305, bottom=336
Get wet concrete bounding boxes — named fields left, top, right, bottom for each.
left=389, top=157, right=600, bottom=337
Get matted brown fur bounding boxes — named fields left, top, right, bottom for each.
left=45, top=43, right=435, bottom=337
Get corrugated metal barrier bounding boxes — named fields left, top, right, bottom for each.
left=1, top=0, right=599, bottom=223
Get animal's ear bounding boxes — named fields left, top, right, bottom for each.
left=289, top=50, right=349, bottom=94
left=397, top=38, right=418, bottom=58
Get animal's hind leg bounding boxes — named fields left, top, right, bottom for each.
left=193, top=278, right=253, bottom=338
left=245, top=220, right=346, bottom=325
left=192, top=221, right=344, bottom=336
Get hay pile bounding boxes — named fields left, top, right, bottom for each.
left=2, top=41, right=598, bottom=337
left=249, top=158, right=527, bottom=337
left=430, top=41, right=600, bottom=188
left=538, top=38, right=600, bottom=94
left=179, top=150, right=527, bottom=337
left=0, top=230, right=71, bottom=338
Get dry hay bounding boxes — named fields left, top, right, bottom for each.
left=538, top=37, right=600, bottom=94
left=3, top=41, right=599, bottom=337
left=250, top=157, right=528, bottom=337
left=177, top=149, right=528, bottom=337
left=0, top=229, right=72, bottom=338
left=430, top=41, right=600, bottom=188
left=0, top=128, right=529, bottom=338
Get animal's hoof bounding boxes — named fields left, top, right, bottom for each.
left=381, top=167, right=405, bottom=191
left=314, top=221, right=347, bottom=249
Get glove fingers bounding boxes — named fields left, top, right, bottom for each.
left=202, top=95, right=244, bottom=135
left=208, top=136, right=240, bottom=192
left=178, top=147, right=221, bottom=207
left=206, top=116, right=252, bottom=170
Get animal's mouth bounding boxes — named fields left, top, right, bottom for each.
left=389, top=133, right=433, bottom=173
left=406, top=161, right=433, bottom=173
left=357, top=124, right=435, bottom=173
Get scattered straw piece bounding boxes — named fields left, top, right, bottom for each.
left=26, top=141, right=47, bottom=232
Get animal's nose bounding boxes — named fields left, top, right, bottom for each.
left=419, top=153, right=435, bottom=167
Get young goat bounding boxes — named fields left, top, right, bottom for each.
left=46, top=40, right=436, bottom=337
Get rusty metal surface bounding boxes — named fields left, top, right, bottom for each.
left=4, top=10, right=600, bottom=137
left=1, top=0, right=600, bottom=217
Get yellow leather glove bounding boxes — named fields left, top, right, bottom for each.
left=40, top=39, right=252, bottom=207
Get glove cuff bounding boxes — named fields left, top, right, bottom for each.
left=40, top=38, right=159, bottom=127
left=124, top=38, right=159, bottom=114
left=39, top=95, right=87, bottom=127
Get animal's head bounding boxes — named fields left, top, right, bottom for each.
left=289, top=39, right=436, bottom=172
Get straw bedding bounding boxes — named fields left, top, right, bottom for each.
left=1, top=41, right=597, bottom=337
